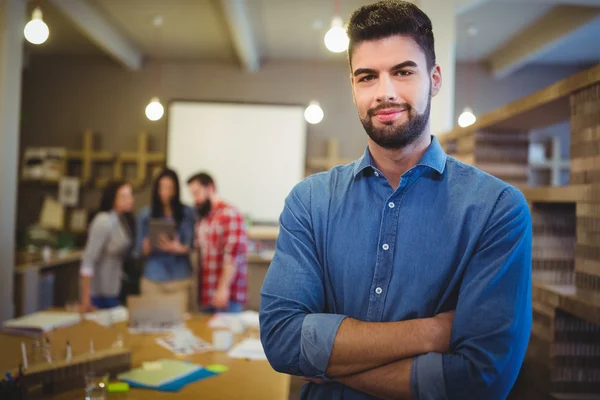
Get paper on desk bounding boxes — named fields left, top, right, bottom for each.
left=2, top=311, right=81, bottom=333
left=156, top=327, right=213, bottom=355
left=208, top=310, right=260, bottom=331
left=227, top=338, right=267, bottom=360
left=128, top=322, right=186, bottom=335
left=84, top=306, right=128, bottom=327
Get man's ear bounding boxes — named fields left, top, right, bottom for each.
left=350, top=73, right=358, bottom=105
left=430, top=64, right=442, bottom=97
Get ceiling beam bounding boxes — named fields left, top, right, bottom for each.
left=488, top=5, right=600, bottom=79
left=48, top=0, right=143, bottom=70
left=508, top=0, right=600, bottom=5
left=455, top=0, right=493, bottom=15
left=219, top=0, right=260, bottom=72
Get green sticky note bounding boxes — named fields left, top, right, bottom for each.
left=107, top=382, right=130, bottom=393
left=206, top=364, right=229, bottom=373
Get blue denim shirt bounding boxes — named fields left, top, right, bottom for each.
left=136, top=205, right=195, bottom=282
left=260, top=136, right=532, bottom=400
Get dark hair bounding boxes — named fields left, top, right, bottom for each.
left=347, top=0, right=436, bottom=71
left=95, top=180, right=135, bottom=241
left=187, top=172, right=215, bottom=190
left=99, top=180, right=130, bottom=213
left=151, top=168, right=184, bottom=227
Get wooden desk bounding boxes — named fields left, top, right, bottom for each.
left=0, top=314, right=290, bottom=399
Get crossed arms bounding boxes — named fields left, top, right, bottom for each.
left=259, top=184, right=532, bottom=400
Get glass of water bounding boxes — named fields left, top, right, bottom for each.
left=84, top=372, right=109, bottom=400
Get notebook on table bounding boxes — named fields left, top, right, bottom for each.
left=2, top=311, right=81, bottom=334
left=117, top=359, right=218, bottom=392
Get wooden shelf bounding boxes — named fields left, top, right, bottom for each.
left=14, top=249, right=83, bottom=275
left=438, top=63, right=600, bottom=144
left=247, top=254, right=273, bottom=264
left=247, top=225, right=279, bottom=240
left=520, top=184, right=600, bottom=203
left=532, top=281, right=600, bottom=326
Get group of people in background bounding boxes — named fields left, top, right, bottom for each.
left=79, top=168, right=248, bottom=314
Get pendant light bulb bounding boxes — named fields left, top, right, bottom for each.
left=458, top=107, right=476, bottom=128
left=145, top=97, right=164, bottom=121
left=324, top=17, right=348, bottom=53
left=305, top=101, right=324, bottom=124
left=24, top=7, right=49, bottom=45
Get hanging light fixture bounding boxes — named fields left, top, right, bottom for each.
left=305, top=101, right=324, bottom=124
left=458, top=107, right=476, bottom=128
left=324, top=0, right=348, bottom=53
left=145, top=97, right=164, bottom=121
left=24, top=6, right=49, bottom=45
left=146, top=16, right=164, bottom=121
left=324, top=16, right=348, bottom=53
left=458, top=24, right=478, bottom=128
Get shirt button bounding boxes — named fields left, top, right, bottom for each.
left=382, top=243, right=389, bottom=250
left=374, top=171, right=379, bottom=177
left=388, top=202, right=395, bottom=209
left=375, top=287, right=383, bottom=295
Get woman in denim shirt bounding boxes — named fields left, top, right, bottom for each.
left=136, top=168, right=195, bottom=305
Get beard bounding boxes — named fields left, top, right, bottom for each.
left=196, top=200, right=212, bottom=219
left=360, top=95, right=431, bottom=150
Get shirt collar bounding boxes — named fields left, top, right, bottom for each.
left=352, top=135, right=447, bottom=177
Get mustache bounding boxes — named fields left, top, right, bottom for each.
left=367, top=102, right=411, bottom=117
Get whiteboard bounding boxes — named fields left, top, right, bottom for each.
left=166, top=101, right=307, bottom=223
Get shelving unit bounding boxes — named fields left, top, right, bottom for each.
left=438, top=63, right=600, bottom=395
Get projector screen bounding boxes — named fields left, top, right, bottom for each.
left=166, top=101, right=307, bottom=224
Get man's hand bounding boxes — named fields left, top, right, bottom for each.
left=212, top=286, right=231, bottom=310
left=429, top=310, right=455, bottom=353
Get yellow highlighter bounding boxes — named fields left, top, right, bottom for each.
left=107, top=382, right=130, bottom=393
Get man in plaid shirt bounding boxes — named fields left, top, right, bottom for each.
left=187, top=172, right=248, bottom=312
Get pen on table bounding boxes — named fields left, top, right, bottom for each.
left=21, top=342, right=28, bottom=369
left=44, top=335, right=52, bottom=363
left=90, top=339, right=95, bottom=354
left=15, top=364, right=24, bottom=387
left=66, top=340, right=72, bottom=363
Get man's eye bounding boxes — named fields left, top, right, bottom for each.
left=359, top=75, right=375, bottom=82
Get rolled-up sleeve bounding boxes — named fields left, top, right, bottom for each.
left=260, top=180, right=346, bottom=378
left=80, top=214, right=111, bottom=277
left=411, top=187, right=532, bottom=400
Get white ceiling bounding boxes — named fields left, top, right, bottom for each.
left=93, top=0, right=236, bottom=62
left=533, top=15, right=600, bottom=64
left=456, top=1, right=555, bottom=61
left=25, top=0, right=600, bottom=76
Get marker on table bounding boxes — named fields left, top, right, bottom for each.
left=44, top=336, right=52, bottom=363
left=21, top=342, right=28, bottom=369
left=66, top=340, right=72, bottom=363
left=90, top=339, right=95, bottom=355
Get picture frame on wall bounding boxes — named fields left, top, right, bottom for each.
left=58, top=177, right=80, bottom=207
